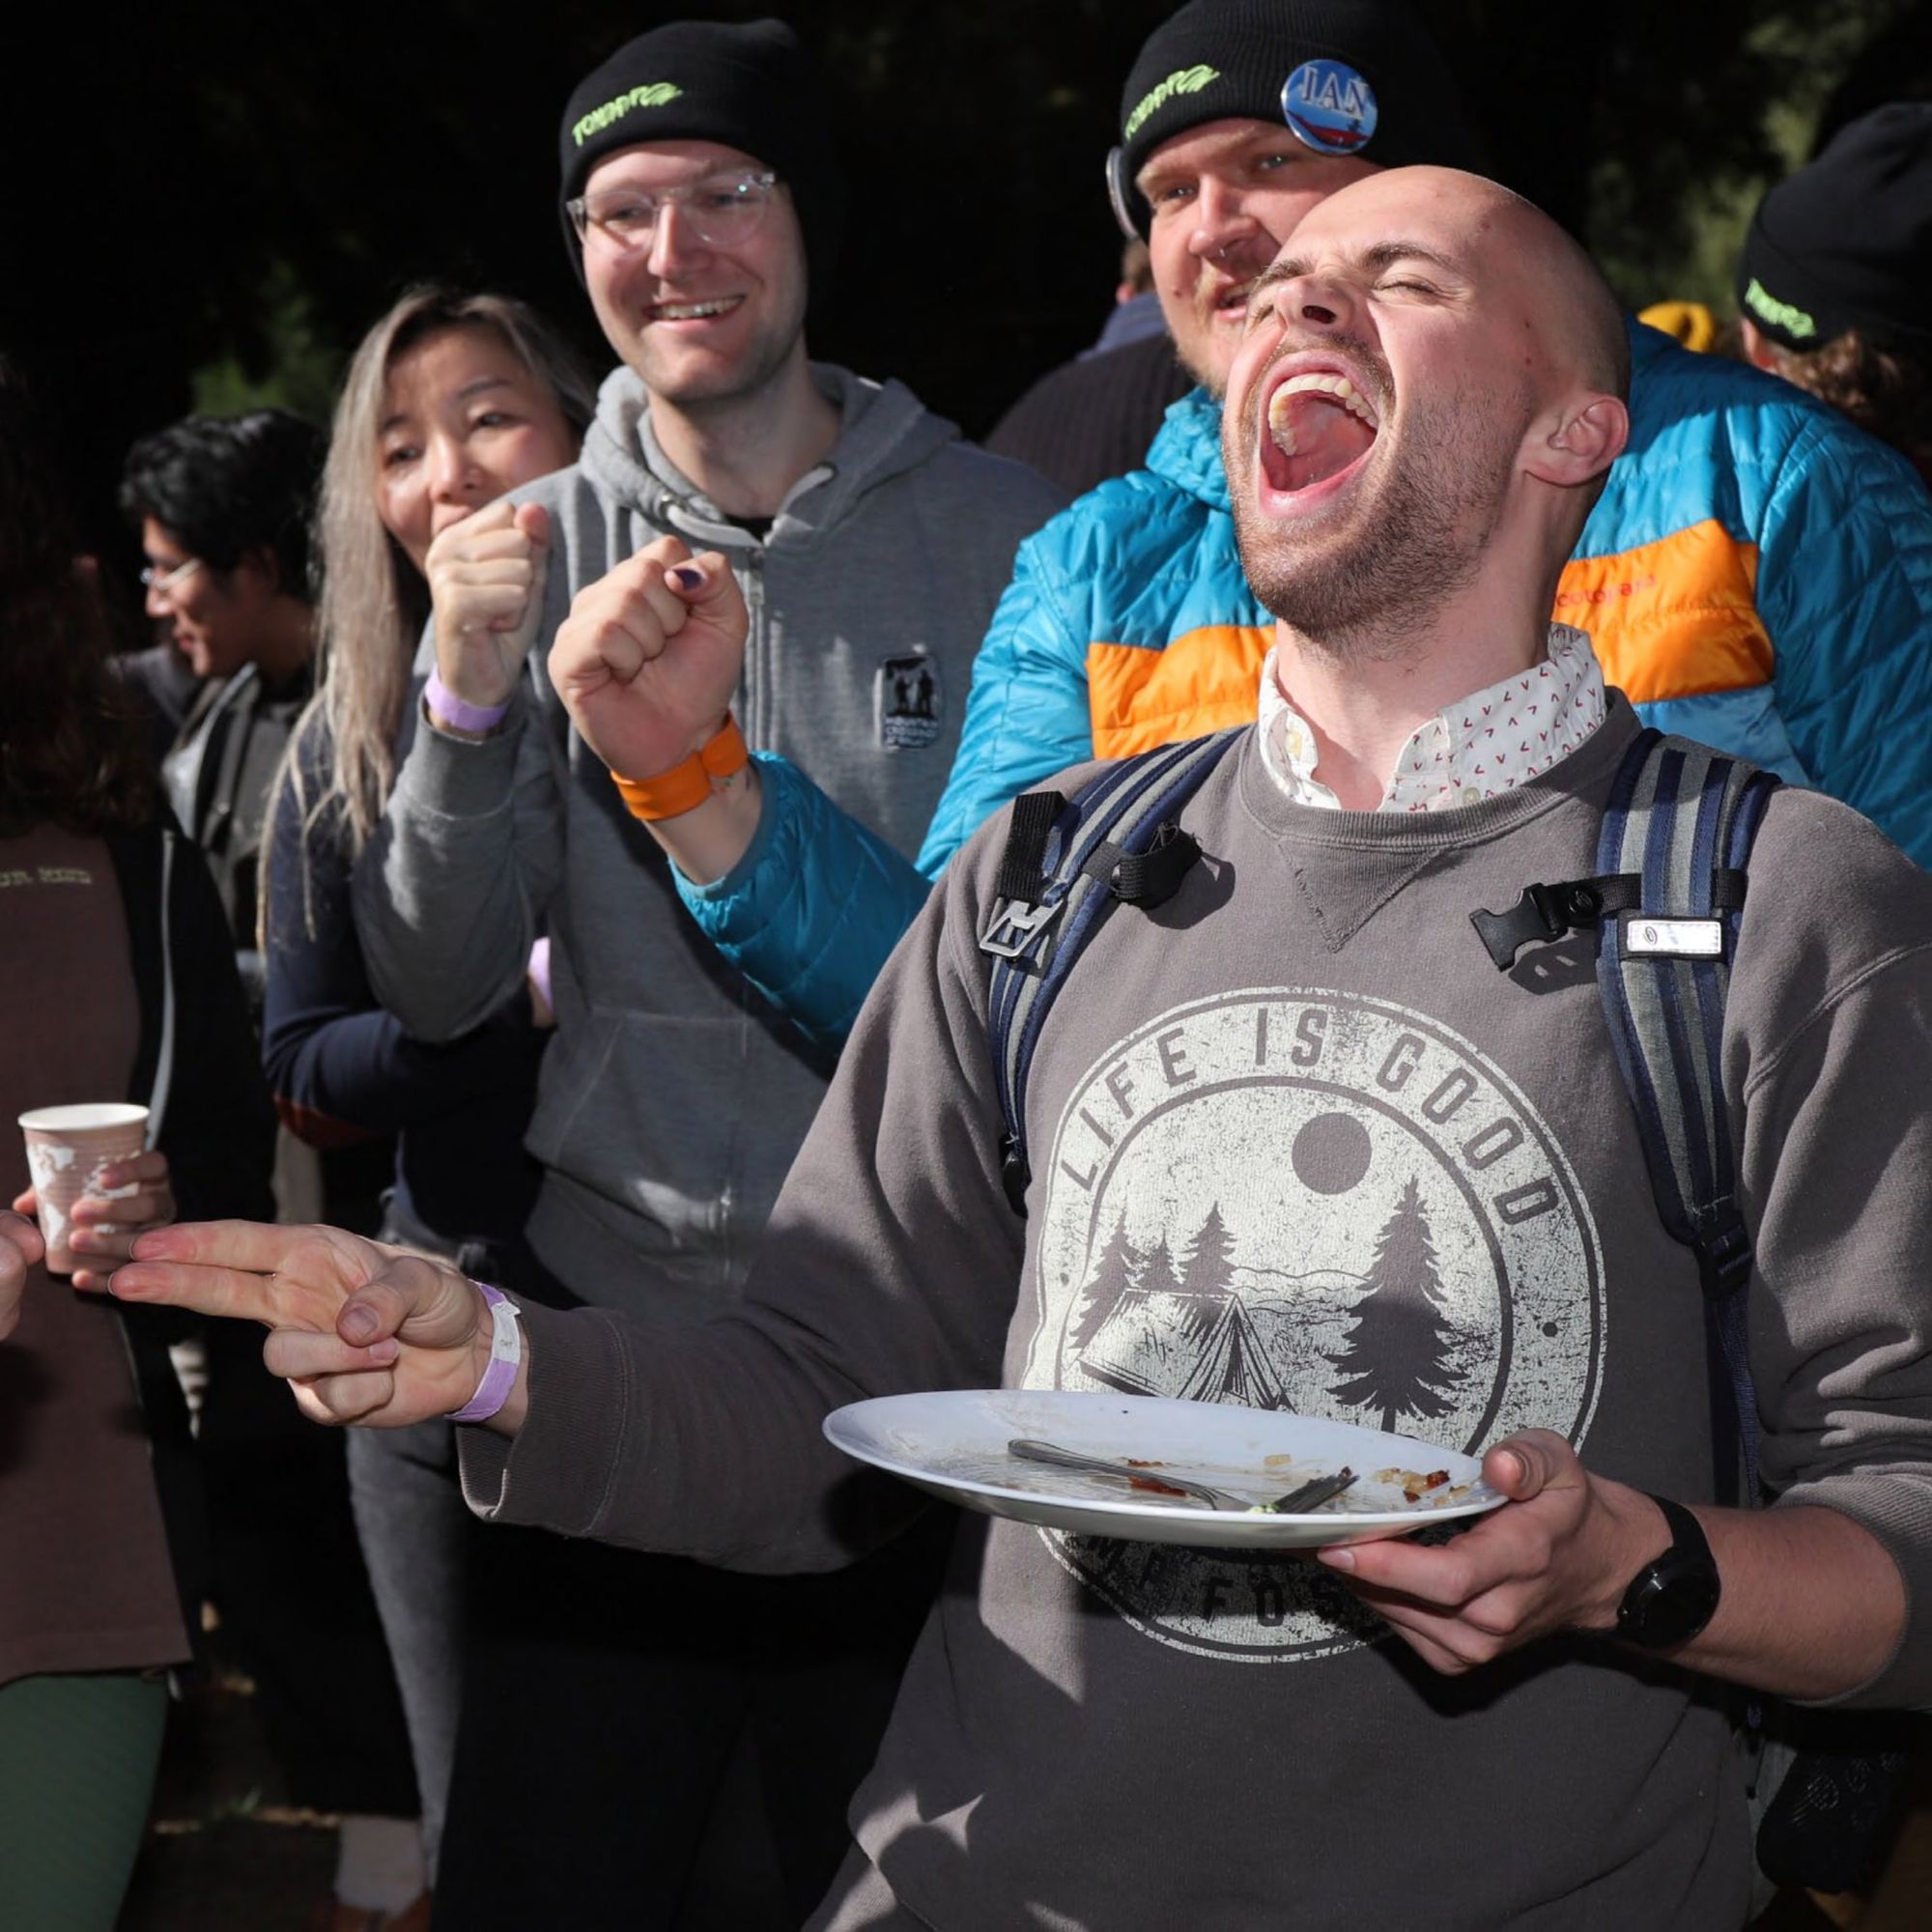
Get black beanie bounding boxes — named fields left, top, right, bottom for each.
left=1114, top=0, right=1479, bottom=235
left=557, top=18, right=843, bottom=301
left=1738, top=103, right=1932, bottom=353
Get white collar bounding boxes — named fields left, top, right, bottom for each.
left=1257, top=623, right=1606, bottom=812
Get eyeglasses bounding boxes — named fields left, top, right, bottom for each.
left=139, top=555, right=205, bottom=600
left=566, top=170, right=780, bottom=256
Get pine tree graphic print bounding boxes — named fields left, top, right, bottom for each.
left=1326, top=1177, right=1465, bottom=1432
left=1025, top=987, right=1605, bottom=1663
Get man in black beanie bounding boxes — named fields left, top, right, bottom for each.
left=989, top=0, right=1479, bottom=492
left=1110, top=0, right=1479, bottom=393
left=350, top=16, right=1063, bottom=1930
left=1736, top=101, right=1932, bottom=482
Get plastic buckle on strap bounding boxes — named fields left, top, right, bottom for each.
left=979, top=898, right=1063, bottom=962
left=1693, top=1216, right=1753, bottom=1302
left=999, top=1131, right=1031, bottom=1215
left=1470, top=880, right=1607, bottom=971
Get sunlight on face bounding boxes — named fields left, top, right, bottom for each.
left=376, top=326, right=578, bottom=573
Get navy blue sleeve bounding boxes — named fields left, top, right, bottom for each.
left=155, top=829, right=276, bottom=1225
left=261, top=747, right=542, bottom=1144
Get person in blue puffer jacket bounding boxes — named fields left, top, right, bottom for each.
left=614, top=0, right=1932, bottom=1056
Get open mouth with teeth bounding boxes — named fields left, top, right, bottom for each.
left=645, top=296, right=745, bottom=324
left=1262, top=369, right=1380, bottom=501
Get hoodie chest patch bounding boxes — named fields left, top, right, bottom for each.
left=876, top=654, right=944, bottom=751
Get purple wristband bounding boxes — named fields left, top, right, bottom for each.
left=451, top=1282, right=523, bottom=1424
left=425, top=668, right=510, bottom=735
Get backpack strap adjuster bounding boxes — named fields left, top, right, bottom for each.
left=979, top=896, right=1064, bottom=962
left=1693, top=1211, right=1754, bottom=1303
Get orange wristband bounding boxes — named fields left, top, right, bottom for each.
left=611, top=716, right=751, bottom=822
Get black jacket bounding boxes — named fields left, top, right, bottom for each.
left=104, top=811, right=278, bottom=1646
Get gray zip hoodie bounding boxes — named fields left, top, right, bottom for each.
left=354, top=363, right=1065, bottom=1310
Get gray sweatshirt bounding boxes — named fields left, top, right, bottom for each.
left=463, top=701, right=1932, bottom=1928
left=354, top=363, right=1065, bottom=1306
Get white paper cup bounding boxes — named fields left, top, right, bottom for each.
left=18, top=1103, right=150, bottom=1276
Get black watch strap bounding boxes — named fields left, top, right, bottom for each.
left=1616, top=1492, right=1721, bottom=1651
left=1646, top=1492, right=1712, bottom=1565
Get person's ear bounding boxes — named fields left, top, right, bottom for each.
left=231, top=544, right=283, bottom=599
left=1524, top=394, right=1628, bottom=490
left=1738, top=317, right=1779, bottom=373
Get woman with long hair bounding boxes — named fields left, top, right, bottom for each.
left=260, top=287, right=591, bottom=1918
left=0, top=354, right=276, bottom=1928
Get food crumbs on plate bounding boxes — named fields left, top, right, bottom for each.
left=1375, top=1465, right=1455, bottom=1505
left=1128, top=1474, right=1188, bottom=1497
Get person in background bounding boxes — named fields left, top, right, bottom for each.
left=985, top=232, right=1192, bottom=495
left=262, top=284, right=591, bottom=1900
left=1092, top=237, right=1168, bottom=355
left=349, top=19, right=1063, bottom=1926
left=120, top=411, right=325, bottom=1014
left=1735, top=101, right=1932, bottom=487
left=114, top=631, right=204, bottom=771
left=0, top=354, right=274, bottom=1931
left=121, top=405, right=427, bottom=1932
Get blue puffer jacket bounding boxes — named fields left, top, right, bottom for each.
left=681, top=320, right=1932, bottom=1049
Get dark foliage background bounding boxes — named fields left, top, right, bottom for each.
left=2, top=0, right=1926, bottom=571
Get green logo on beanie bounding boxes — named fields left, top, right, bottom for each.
left=572, top=81, right=686, bottom=148
left=1123, top=64, right=1221, bottom=142
left=1742, top=276, right=1816, bottom=341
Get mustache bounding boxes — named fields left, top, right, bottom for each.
left=1249, top=328, right=1392, bottom=414
left=1192, top=265, right=1254, bottom=323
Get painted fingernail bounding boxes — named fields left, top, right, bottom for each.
left=668, top=565, right=704, bottom=591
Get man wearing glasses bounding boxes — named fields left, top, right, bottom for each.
left=349, top=18, right=1063, bottom=1930
left=119, top=408, right=325, bottom=1005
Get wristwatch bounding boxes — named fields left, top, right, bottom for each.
left=1616, top=1493, right=1721, bottom=1650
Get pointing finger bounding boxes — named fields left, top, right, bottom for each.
left=128, top=1218, right=327, bottom=1274
left=110, top=1258, right=305, bottom=1327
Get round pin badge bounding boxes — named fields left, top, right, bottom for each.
left=1281, top=57, right=1379, bottom=156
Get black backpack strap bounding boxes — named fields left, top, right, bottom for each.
left=1594, top=727, right=1781, bottom=1503
left=981, top=729, right=1241, bottom=1214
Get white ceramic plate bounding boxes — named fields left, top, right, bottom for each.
left=823, top=1389, right=1506, bottom=1548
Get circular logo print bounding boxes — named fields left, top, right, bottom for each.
left=1281, top=57, right=1379, bottom=156
left=1024, top=988, right=1605, bottom=1662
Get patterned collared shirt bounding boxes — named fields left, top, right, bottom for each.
left=1257, top=623, right=1606, bottom=811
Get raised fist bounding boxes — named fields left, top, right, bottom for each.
left=548, top=534, right=748, bottom=782
left=427, top=499, right=553, bottom=709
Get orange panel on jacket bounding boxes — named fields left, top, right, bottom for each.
left=1086, top=625, right=1274, bottom=759
left=1554, top=520, right=1771, bottom=704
